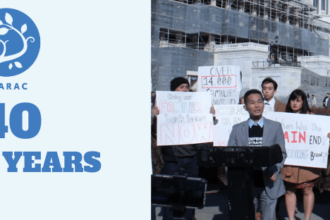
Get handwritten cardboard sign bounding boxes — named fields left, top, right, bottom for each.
left=214, top=105, right=329, bottom=168
left=267, top=112, right=330, bottom=168
left=198, top=66, right=241, bottom=105
left=156, top=91, right=213, bottom=146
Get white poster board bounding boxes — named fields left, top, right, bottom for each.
left=198, top=66, right=241, bottom=105
left=213, top=105, right=329, bottom=168
left=156, top=91, right=213, bottom=146
left=267, top=112, right=330, bottom=168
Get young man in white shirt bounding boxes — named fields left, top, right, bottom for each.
left=261, top=77, right=286, bottom=112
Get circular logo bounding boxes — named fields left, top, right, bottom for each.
left=0, top=8, right=40, bottom=77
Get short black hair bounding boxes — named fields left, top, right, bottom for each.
left=244, top=89, right=264, bottom=104
left=285, top=89, right=311, bottom=114
left=327, top=93, right=330, bottom=95
left=261, top=77, right=278, bottom=91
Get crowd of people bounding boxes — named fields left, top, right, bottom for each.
left=151, top=77, right=330, bottom=220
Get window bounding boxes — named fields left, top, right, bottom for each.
left=322, top=0, right=325, bottom=10
left=313, top=0, right=318, bottom=7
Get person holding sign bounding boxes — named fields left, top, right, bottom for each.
left=228, top=89, right=286, bottom=220
left=261, top=77, right=286, bottom=112
left=152, top=77, right=215, bottom=220
left=281, top=89, right=328, bottom=220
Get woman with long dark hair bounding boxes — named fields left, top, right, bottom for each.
left=282, top=89, right=323, bottom=220
left=285, top=89, right=311, bottom=114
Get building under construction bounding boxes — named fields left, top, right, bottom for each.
left=151, top=0, right=330, bottom=90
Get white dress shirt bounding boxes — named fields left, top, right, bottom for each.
left=264, top=97, right=275, bottom=111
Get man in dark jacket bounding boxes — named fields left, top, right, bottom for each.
left=152, top=77, right=214, bottom=220
left=152, top=77, right=199, bottom=177
left=323, top=93, right=329, bottom=107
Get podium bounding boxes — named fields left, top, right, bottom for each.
left=197, top=144, right=283, bottom=220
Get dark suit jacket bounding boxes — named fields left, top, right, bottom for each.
left=326, top=98, right=330, bottom=108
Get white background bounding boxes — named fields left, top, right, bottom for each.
left=0, top=1, right=150, bottom=219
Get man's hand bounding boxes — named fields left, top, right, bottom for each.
left=270, top=173, right=277, bottom=181
left=210, top=106, right=215, bottom=115
left=152, top=105, right=160, bottom=117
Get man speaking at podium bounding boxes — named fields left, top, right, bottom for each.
left=228, top=89, right=287, bottom=220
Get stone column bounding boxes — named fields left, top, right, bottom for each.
left=175, top=33, right=183, bottom=44
left=251, top=6, right=257, bottom=16
left=223, top=36, right=229, bottom=44
left=294, top=11, right=299, bottom=27
left=264, top=13, right=269, bottom=20
left=318, top=0, right=322, bottom=14
left=209, top=34, right=215, bottom=42
left=328, top=0, right=330, bottom=14
left=238, top=3, right=244, bottom=12
left=211, top=0, right=216, bottom=6
left=286, top=13, right=290, bottom=24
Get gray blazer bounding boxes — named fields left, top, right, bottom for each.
left=228, top=117, right=287, bottom=199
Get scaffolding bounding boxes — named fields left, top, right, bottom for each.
left=170, top=0, right=330, bottom=37
left=151, top=0, right=330, bottom=90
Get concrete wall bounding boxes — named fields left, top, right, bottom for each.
left=214, top=43, right=269, bottom=89
left=298, top=56, right=330, bottom=76
left=251, top=67, right=302, bottom=97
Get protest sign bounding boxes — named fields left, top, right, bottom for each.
left=198, top=66, right=241, bottom=105
left=156, top=91, right=213, bottom=146
left=213, top=105, right=329, bottom=168
left=267, top=112, right=330, bottom=168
